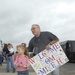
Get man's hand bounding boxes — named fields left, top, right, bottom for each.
left=46, top=44, right=51, bottom=50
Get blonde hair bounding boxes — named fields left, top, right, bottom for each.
left=16, top=45, right=29, bottom=56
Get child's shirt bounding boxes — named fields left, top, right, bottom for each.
left=14, top=55, right=30, bottom=71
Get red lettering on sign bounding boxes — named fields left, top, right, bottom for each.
left=45, top=67, right=49, bottom=72
left=54, top=43, right=60, bottom=49
left=29, top=58, right=35, bottom=64
left=56, top=58, right=62, bottom=65
left=48, top=55, right=55, bottom=62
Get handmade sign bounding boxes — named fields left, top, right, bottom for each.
left=29, top=42, right=69, bottom=75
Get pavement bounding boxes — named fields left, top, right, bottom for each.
left=0, top=63, right=75, bottom=75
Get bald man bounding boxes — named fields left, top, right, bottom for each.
left=28, top=24, right=60, bottom=75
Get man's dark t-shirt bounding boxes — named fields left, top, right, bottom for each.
left=28, top=32, right=59, bottom=55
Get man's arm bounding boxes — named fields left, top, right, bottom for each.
left=46, top=32, right=59, bottom=50
left=49, top=40, right=59, bottom=45
left=28, top=40, right=33, bottom=52
left=46, top=40, right=59, bottom=50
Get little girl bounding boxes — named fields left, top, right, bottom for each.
left=14, top=45, right=30, bottom=75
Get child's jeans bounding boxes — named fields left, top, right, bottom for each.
left=6, top=56, right=15, bottom=71
left=18, top=70, right=29, bottom=75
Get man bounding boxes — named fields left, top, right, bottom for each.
left=28, top=24, right=60, bottom=75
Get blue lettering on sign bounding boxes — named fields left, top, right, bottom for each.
left=38, top=54, right=43, bottom=59
left=51, top=62, right=56, bottom=68
left=45, top=58, right=50, bottom=64
left=39, top=68, right=46, bottom=75
left=50, top=45, right=57, bottom=52
left=44, top=55, right=56, bottom=64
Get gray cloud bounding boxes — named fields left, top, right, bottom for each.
left=0, top=0, right=75, bottom=50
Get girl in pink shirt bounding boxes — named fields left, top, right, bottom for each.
left=14, top=45, right=30, bottom=75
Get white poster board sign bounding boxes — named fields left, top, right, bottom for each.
left=29, top=42, right=69, bottom=75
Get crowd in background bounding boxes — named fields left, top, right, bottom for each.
left=1, top=42, right=29, bottom=74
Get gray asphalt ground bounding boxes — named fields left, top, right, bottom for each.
left=0, top=63, right=75, bottom=75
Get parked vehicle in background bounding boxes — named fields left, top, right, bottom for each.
left=60, top=40, right=75, bottom=63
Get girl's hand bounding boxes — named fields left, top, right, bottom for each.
left=23, top=65, right=26, bottom=68
left=23, top=65, right=27, bottom=69
left=19, top=64, right=26, bottom=68
left=19, top=64, right=23, bottom=67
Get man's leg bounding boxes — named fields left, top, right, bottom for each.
left=51, top=67, right=60, bottom=75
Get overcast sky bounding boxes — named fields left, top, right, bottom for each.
left=0, top=0, right=75, bottom=49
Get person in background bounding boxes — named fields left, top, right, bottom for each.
left=9, top=44, right=14, bottom=53
left=28, top=24, right=60, bottom=75
left=21, top=43, right=26, bottom=48
left=6, top=43, right=15, bottom=73
left=2, top=44, right=8, bottom=62
left=14, top=45, right=30, bottom=75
